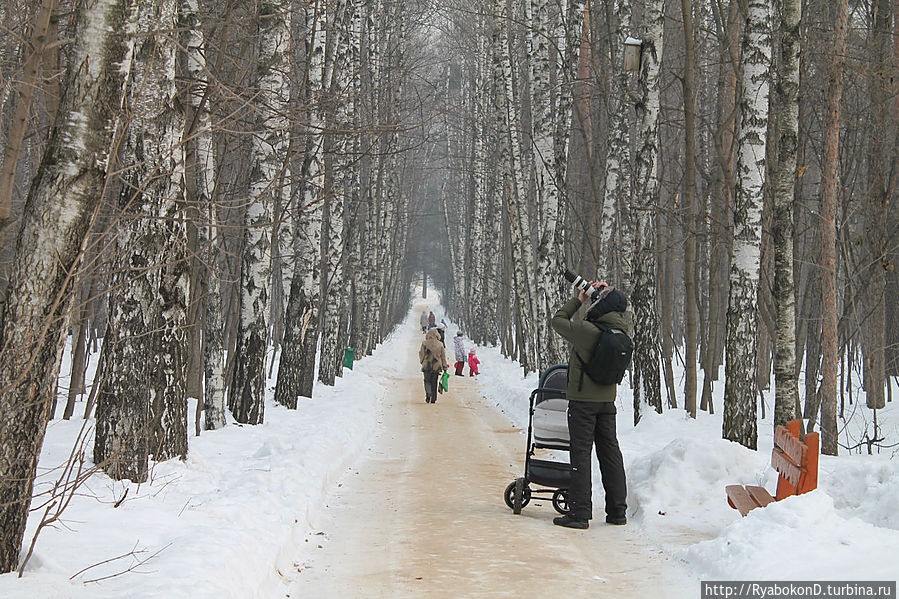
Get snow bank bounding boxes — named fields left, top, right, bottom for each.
left=0, top=301, right=424, bottom=599
left=472, top=326, right=899, bottom=584
left=683, top=490, right=899, bottom=580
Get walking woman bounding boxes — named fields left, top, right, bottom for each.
left=419, top=328, right=447, bottom=403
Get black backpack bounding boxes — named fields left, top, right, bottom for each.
left=576, top=322, right=633, bottom=388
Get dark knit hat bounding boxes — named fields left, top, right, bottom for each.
left=586, top=287, right=627, bottom=320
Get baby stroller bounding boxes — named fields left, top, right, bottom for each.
left=503, top=364, right=572, bottom=515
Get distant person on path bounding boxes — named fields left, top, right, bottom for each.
left=427, top=312, right=436, bottom=329
left=453, top=332, right=466, bottom=375
left=420, top=310, right=429, bottom=332
left=437, top=320, right=447, bottom=346
left=468, top=348, right=480, bottom=376
left=549, top=281, right=632, bottom=530
left=419, top=328, right=447, bottom=404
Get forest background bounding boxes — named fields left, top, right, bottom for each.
left=0, top=0, right=896, bottom=577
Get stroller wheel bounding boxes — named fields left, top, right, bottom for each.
left=552, top=489, right=571, bottom=515
left=503, top=481, right=517, bottom=510
left=504, top=478, right=531, bottom=513
left=508, top=478, right=530, bottom=514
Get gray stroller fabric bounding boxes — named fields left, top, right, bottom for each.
left=533, top=397, right=570, bottom=448
left=533, top=366, right=570, bottom=449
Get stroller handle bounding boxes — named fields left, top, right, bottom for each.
left=529, top=387, right=567, bottom=408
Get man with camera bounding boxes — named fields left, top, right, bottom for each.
left=550, top=275, right=632, bottom=529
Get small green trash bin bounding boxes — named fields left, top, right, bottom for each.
left=343, top=347, right=355, bottom=370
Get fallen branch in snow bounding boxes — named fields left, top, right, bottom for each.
left=18, top=420, right=97, bottom=577
left=17, top=415, right=179, bottom=576
left=68, top=541, right=172, bottom=583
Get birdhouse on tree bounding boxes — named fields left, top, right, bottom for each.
left=623, top=37, right=642, bottom=72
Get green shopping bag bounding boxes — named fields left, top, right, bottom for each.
left=440, top=370, right=450, bottom=392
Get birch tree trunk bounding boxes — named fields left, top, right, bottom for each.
left=601, top=0, right=632, bottom=284
left=723, top=0, right=771, bottom=450
left=820, top=0, right=846, bottom=453
left=862, top=0, right=892, bottom=410
left=0, top=0, right=137, bottom=573
left=229, top=0, right=290, bottom=423
left=338, top=0, right=362, bottom=379
left=498, top=0, right=536, bottom=371
left=275, top=1, right=324, bottom=407
left=527, top=0, right=553, bottom=367
left=96, top=0, right=189, bottom=470
left=771, top=0, right=801, bottom=428
left=470, top=13, right=490, bottom=344
left=181, top=0, right=225, bottom=431
left=483, top=3, right=508, bottom=345
left=528, top=0, right=583, bottom=370
left=702, top=0, right=740, bottom=415
left=630, top=0, right=665, bottom=422
left=681, top=0, right=699, bottom=418
left=319, top=0, right=351, bottom=386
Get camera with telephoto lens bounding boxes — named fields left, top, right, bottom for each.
left=563, top=269, right=606, bottom=302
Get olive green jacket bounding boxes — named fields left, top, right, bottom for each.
left=550, top=297, right=633, bottom=403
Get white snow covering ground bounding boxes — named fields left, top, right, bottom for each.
left=1, top=294, right=897, bottom=597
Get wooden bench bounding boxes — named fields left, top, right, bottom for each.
left=726, top=420, right=819, bottom=516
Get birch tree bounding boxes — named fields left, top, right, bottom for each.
left=771, top=0, right=801, bottom=428
left=601, top=0, right=633, bottom=284
left=0, top=0, right=137, bottom=573
left=470, top=11, right=490, bottom=344
left=229, top=0, right=291, bottom=424
left=630, top=0, right=665, bottom=422
left=181, top=0, right=225, bottom=430
left=500, top=0, right=536, bottom=371
left=680, top=0, right=699, bottom=418
left=275, top=1, right=325, bottom=407
left=319, top=0, right=351, bottom=385
left=96, top=0, right=189, bottom=474
left=527, top=0, right=583, bottom=370
left=723, top=0, right=771, bottom=450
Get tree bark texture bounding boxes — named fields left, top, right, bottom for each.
left=681, top=0, right=699, bottom=418
left=723, top=0, right=771, bottom=450
left=861, top=0, right=892, bottom=410
left=229, top=0, right=291, bottom=423
left=318, top=0, right=351, bottom=386
left=630, top=0, right=665, bottom=422
left=96, top=0, right=189, bottom=470
left=0, top=0, right=137, bottom=573
left=275, top=2, right=325, bottom=407
left=771, top=0, right=801, bottom=428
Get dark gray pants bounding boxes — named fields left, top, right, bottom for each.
left=423, top=371, right=439, bottom=402
left=566, top=400, right=627, bottom=521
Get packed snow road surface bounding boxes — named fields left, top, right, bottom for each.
left=289, top=332, right=692, bottom=598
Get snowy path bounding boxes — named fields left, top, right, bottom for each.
left=288, top=331, right=694, bottom=598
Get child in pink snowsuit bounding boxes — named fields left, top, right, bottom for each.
left=468, top=349, right=480, bottom=376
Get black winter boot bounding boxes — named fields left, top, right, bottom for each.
left=553, top=515, right=589, bottom=529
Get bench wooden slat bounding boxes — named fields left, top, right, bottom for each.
left=726, top=485, right=760, bottom=517
left=774, top=425, right=807, bottom=465
left=745, top=485, right=774, bottom=508
left=771, top=447, right=802, bottom=488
